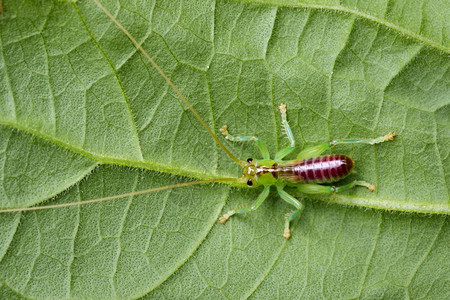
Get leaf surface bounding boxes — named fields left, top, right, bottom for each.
left=0, top=0, right=448, bottom=298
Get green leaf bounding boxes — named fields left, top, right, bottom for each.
left=0, top=0, right=449, bottom=298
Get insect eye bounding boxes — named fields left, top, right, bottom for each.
left=247, top=158, right=253, bottom=163
left=247, top=179, right=253, bottom=186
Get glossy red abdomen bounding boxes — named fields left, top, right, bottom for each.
left=279, top=155, right=354, bottom=184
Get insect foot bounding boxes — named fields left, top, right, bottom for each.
left=357, top=181, right=376, bottom=191
left=219, top=125, right=229, bottom=137
left=385, top=132, right=396, bottom=141
left=283, top=211, right=296, bottom=240
left=369, top=131, right=397, bottom=145
left=219, top=214, right=230, bottom=224
left=365, top=183, right=376, bottom=191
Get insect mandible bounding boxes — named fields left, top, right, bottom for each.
left=0, top=0, right=396, bottom=240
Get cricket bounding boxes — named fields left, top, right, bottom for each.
left=0, top=0, right=396, bottom=240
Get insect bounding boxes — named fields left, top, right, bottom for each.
left=217, top=107, right=395, bottom=239
left=0, top=0, right=396, bottom=240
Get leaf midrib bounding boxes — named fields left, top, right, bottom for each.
left=0, top=120, right=223, bottom=182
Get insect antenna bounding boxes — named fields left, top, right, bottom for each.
left=0, top=177, right=240, bottom=213
left=92, top=0, right=245, bottom=167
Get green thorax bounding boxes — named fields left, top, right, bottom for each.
left=253, top=159, right=279, bottom=186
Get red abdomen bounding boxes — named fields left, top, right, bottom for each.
left=279, top=155, right=354, bottom=184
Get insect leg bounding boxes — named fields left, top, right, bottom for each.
left=298, top=180, right=375, bottom=194
left=220, top=125, right=270, bottom=159
left=329, top=132, right=396, bottom=147
left=276, top=186, right=304, bottom=239
left=274, top=103, right=295, bottom=160
left=296, top=132, right=396, bottom=160
left=219, top=186, right=270, bottom=224
left=296, top=143, right=331, bottom=160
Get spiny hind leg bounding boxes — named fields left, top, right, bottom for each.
left=298, top=180, right=375, bottom=195
left=219, top=186, right=270, bottom=224
left=275, top=103, right=295, bottom=160
left=296, top=132, right=396, bottom=160
left=220, top=126, right=270, bottom=159
left=276, top=186, right=304, bottom=239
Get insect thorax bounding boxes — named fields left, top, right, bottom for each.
left=251, top=159, right=278, bottom=186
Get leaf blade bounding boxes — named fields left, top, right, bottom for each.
left=0, top=0, right=448, bottom=299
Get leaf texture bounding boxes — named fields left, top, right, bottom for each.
left=0, top=0, right=448, bottom=298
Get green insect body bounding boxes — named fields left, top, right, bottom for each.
left=218, top=104, right=395, bottom=239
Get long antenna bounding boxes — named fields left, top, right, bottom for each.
left=0, top=178, right=240, bottom=213
left=92, top=0, right=245, bottom=167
